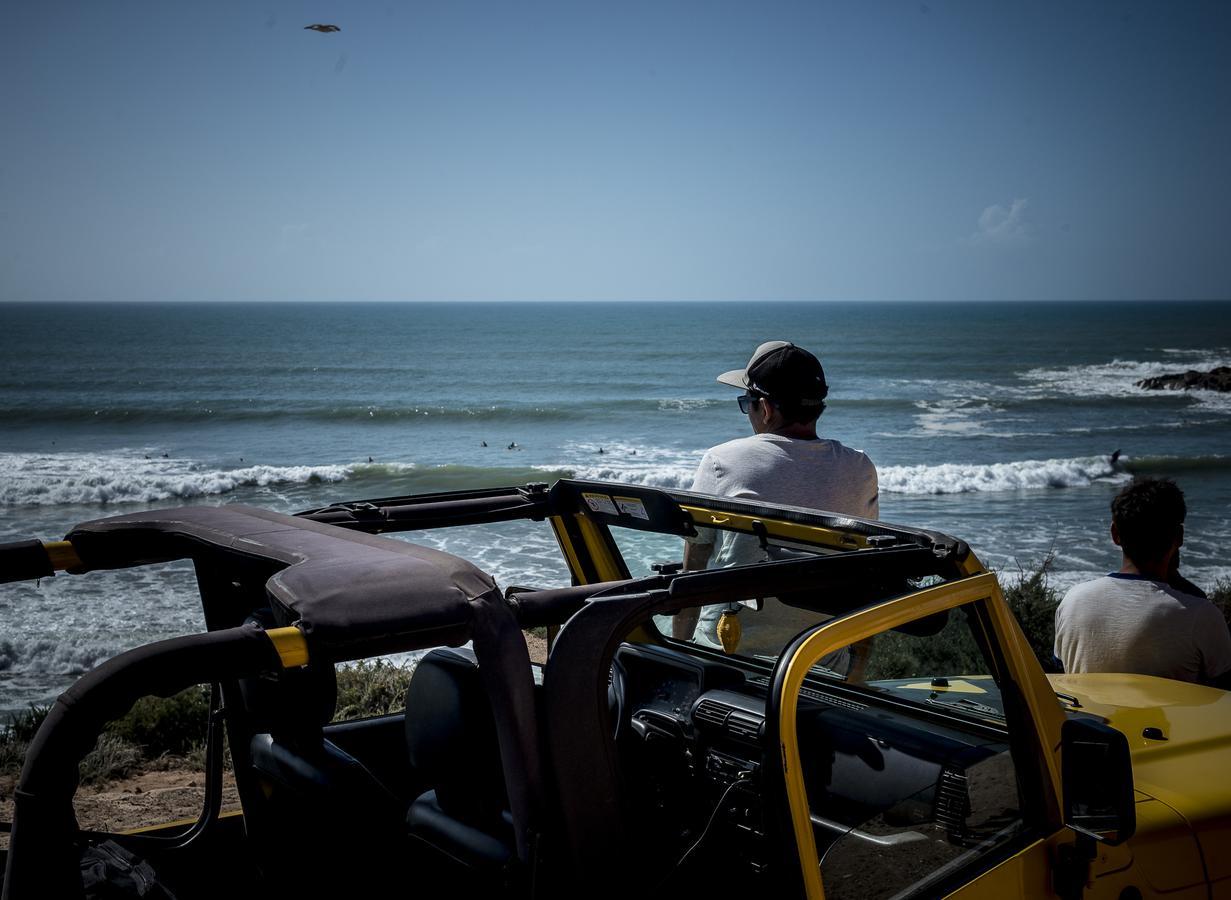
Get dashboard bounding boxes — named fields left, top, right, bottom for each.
left=612, top=642, right=1024, bottom=894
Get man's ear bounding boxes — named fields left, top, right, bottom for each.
left=1175, top=523, right=1184, bottom=549
left=1110, top=521, right=1121, bottom=547
left=756, top=398, right=776, bottom=428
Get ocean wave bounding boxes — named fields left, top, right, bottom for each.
left=0, top=452, right=356, bottom=507
left=0, top=636, right=122, bottom=678
left=1117, top=454, right=1231, bottom=475
left=878, top=455, right=1125, bottom=495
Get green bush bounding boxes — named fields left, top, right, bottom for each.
left=1001, top=554, right=1061, bottom=671
left=333, top=659, right=414, bottom=721
left=79, top=733, right=143, bottom=785
left=1, top=704, right=50, bottom=778
left=1212, top=578, right=1231, bottom=628
left=106, top=686, right=211, bottom=758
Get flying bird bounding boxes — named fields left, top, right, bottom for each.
left=304, top=24, right=340, bottom=32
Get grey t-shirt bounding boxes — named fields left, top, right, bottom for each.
left=1054, top=573, right=1231, bottom=683
left=685, top=433, right=879, bottom=649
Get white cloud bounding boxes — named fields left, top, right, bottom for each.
left=968, top=197, right=1033, bottom=246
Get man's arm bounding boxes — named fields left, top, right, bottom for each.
left=670, top=540, right=714, bottom=639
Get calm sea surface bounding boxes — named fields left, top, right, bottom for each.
left=2, top=300, right=1229, bottom=713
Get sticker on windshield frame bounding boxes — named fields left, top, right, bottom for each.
left=582, top=492, right=619, bottom=515
left=613, top=496, right=650, bottom=520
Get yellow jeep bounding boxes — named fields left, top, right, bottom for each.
left=1, top=479, right=1227, bottom=899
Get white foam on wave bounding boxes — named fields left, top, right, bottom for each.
left=0, top=450, right=357, bottom=507
left=1021, top=355, right=1231, bottom=410
left=656, top=398, right=724, bottom=412
left=893, top=399, right=1048, bottom=439
left=879, top=455, right=1126, bottom=495
left=540, top=440, right=700, bottom=489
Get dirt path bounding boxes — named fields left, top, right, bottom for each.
left=1, top=768, right=241, bottom=850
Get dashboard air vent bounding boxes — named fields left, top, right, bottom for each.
left=726, top=711, right=763, bottom=741
left=693, top=700, right=730, bottom=728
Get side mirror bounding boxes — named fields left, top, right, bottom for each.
left=1061, top=717, right=1136, bottom=845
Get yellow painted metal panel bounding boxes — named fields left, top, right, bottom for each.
left=573, top=513, right=624, bottom=582
left=1050, top=672, right=1231, bottom=884
left=548, top=515, right=588, bottom=584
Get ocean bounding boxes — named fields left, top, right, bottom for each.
left=2, top=300, right=1229, bottom=715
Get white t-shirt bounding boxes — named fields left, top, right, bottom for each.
left=688, top=433, right=879, bottom=566
left=685, top=433, right=879, bottom=648
left=1054, top=573, right=1231, bottom=683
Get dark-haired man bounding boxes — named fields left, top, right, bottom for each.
left=673, top=341, right=878, bottom=649
left=1054, top=477, right=1231, bottom=684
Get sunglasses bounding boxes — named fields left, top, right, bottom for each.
left=737, top=392, right=767, bottom=414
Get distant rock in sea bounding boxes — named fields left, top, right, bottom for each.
left=1136, top=366, right=1231, bottom=393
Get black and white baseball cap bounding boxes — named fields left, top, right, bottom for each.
left=717, top=340, right=828, bottom=406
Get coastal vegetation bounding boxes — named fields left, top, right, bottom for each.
left=3, top=572, right=1229, bottom=786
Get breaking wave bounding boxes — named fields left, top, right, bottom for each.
left=0, top=452, right=356, bottom=507
left=877, top=453, right=1231, bottom=495
left=878, top=455, right=1124, bottom=495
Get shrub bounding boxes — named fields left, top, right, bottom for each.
left=105, top=686, right=211, bottom=758
left=1, top=704, right=50, bottom=778
left=1211, top=578, right=1231, bottom=629
left=1001, top=554, right=1061, bottom=671
left=79, top=733, right=143, bottom=785
left=334, top=659, right=414, bottom=721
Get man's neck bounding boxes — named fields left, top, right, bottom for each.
left=1120, top=557, right=1170, bottom=581
left=769, top=423, right=818, bottom=440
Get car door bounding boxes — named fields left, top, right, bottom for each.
left=768, top=572, right=1072, bottom=900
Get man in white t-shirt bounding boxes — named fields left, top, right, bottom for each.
left=672, top=341, right=878, bottom=649
left=1054, top=477, right=1231, bottom=685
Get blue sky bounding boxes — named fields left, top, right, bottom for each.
left=2, top=1, right=1229, bottom=302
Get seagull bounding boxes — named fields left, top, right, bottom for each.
left=304, top=24, right=340, bottom=32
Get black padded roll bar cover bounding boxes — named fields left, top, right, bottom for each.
left=507, top=578, right=641, bottom=627
left=0, top=540, right=54, bottom=585
left=2, top=624, right=281, bottom=900
left=467, top=588, right=545, bottom=864
left=64, top=505, right=496, bottom=661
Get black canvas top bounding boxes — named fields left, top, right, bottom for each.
left=67, top=505, right=498, bottom=660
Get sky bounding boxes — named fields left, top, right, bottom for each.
left=2, top=1, right=1229, bottom=302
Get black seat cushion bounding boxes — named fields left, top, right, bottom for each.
left=407, top=789, right=515, bottom=869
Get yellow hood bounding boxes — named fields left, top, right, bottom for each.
left=1050, top=673, right=1231, bottom=886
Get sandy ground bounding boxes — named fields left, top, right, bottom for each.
left=1, top=768, right=242, bottom=850
left=1, top=632, right=550, bottom=848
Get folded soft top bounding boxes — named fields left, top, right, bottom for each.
left=67, top=504, right=498, bottom=661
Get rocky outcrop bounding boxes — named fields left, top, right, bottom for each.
left=1136, top=366, right=1231, bottom=392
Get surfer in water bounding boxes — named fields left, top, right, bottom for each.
left=1110, top=449, right=1122, bottom=469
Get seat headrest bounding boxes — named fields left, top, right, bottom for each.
left=405, top=647, right=507, bottom=822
